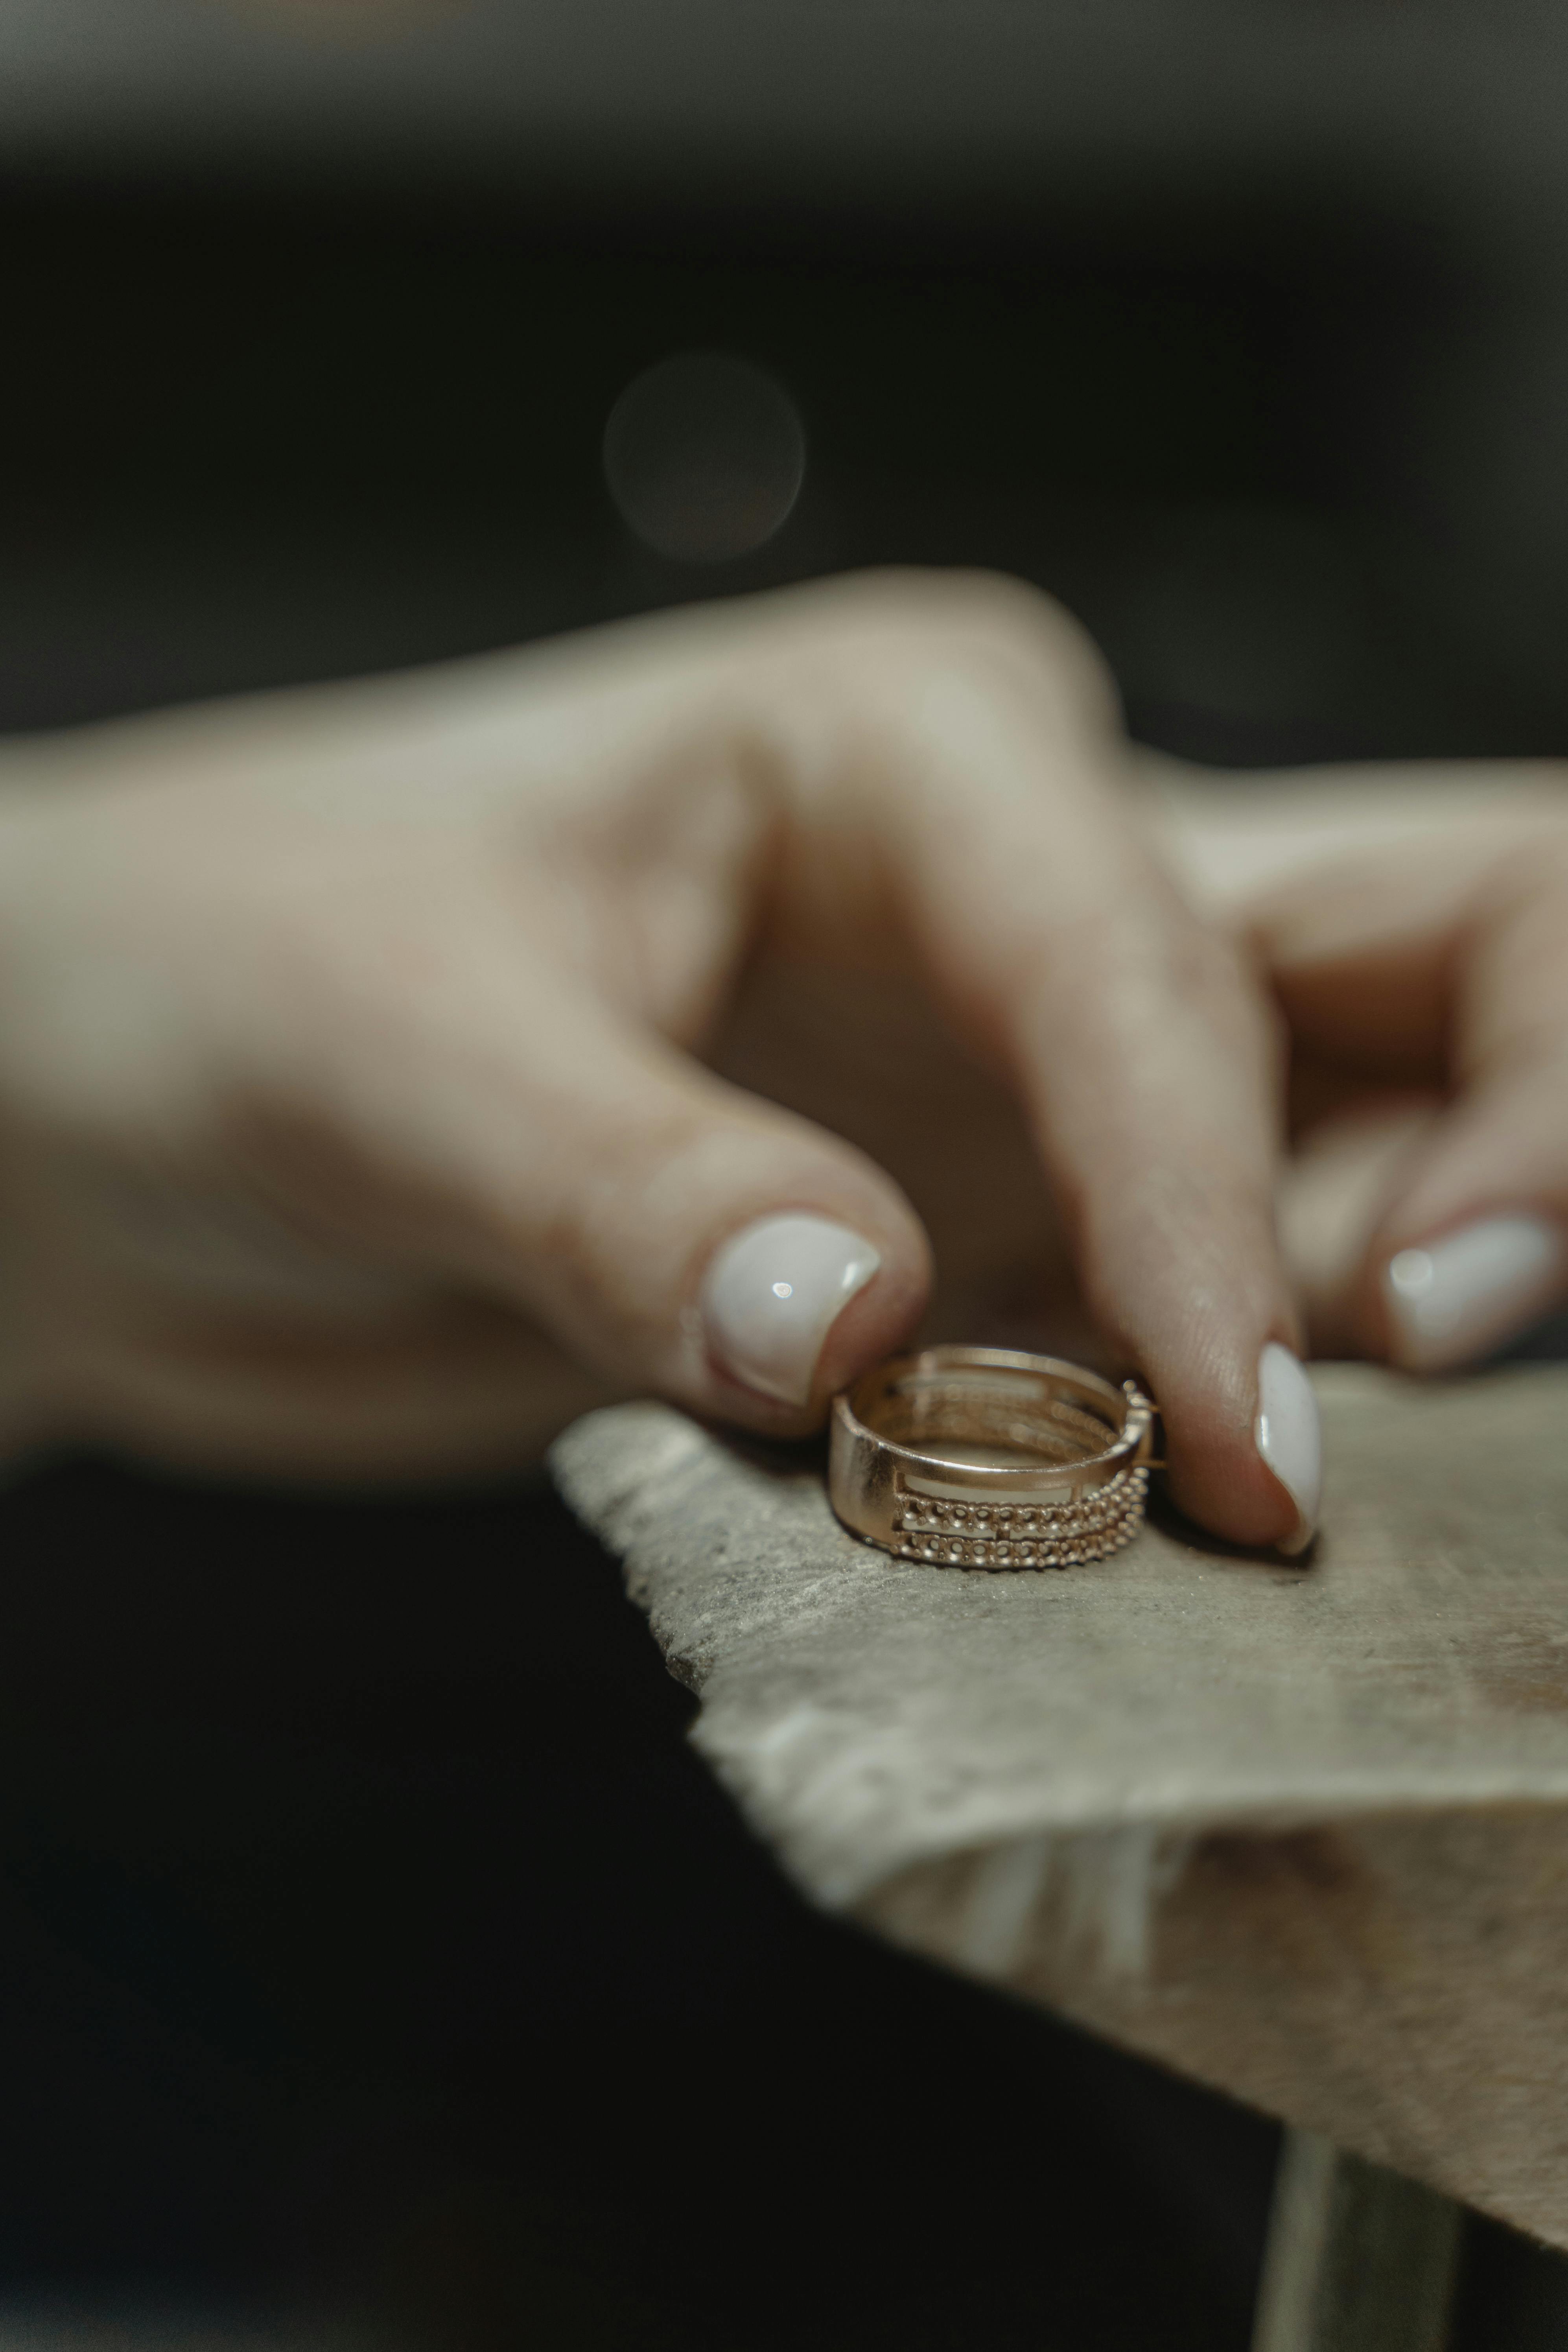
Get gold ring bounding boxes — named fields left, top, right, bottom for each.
left=829, top=1345, right=1159, bottom=1570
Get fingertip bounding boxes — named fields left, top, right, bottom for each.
left=1157, top=1338, right=1319, bottom=1556
left=1254, top=1342, right=1321, bottom=1555
left=1375, top=1211, right=1565, bottom=1372
left=699, top=1208, right=929, bottom=1427
left=813, top=1231, right=930, bottom=1400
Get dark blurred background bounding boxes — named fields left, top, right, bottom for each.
left=3, top=4, right=1568, bottom=2346
left=6, top=0, right=1568, bottom=769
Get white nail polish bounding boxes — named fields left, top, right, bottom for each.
left=1255, top=1342, right=1321, bottom=1558
left=1383, top=1213, right=1564, bottom=1372
left=702, top=1214, right=881, bottom=1406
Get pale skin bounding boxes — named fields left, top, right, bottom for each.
left=1151, top=758, right=1568, bottom=1362
left=0, top=569, right=1558, bottom=1543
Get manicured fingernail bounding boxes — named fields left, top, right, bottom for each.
left=1384, top=1213, right=1564, bottom=1372
left=1255, top=1342, right=1321, bottom=1558
left=702, top=1214, right=881, bottom=1405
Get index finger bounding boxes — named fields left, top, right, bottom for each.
left=780, top=578, right=1318, bottom=1553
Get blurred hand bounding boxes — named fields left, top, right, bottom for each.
left=0, top=572, right=1311, bottom=1547
left=1152, top=758, right=1568, bottom=1371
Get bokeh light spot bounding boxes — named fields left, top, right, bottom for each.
left=603, top=352, right=806, bottom=565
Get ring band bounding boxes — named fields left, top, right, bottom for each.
left=829, top=1345, right=1159, bottom=1570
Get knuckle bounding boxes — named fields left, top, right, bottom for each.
left=805, top=568, right=1119, bottom=734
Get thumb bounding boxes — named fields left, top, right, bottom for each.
left=322, top=983, right=932, bottom=1431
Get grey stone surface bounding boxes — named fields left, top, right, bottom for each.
left=551, top=1368, right=1568, bottom=2246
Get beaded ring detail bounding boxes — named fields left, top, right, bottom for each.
left=829, top=1346, right=1159, bottom=1571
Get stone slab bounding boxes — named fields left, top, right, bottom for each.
left=551, top=1367, right=1568, bottom=2245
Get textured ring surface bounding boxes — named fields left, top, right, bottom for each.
left=829, top=1345, right=1159, bottom=1570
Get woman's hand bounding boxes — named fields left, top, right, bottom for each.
left=1151, top=757, right=1568, bottom=1370
left=0, top=571, right=1314, bottom=1548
